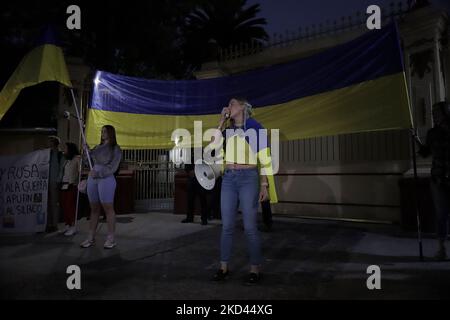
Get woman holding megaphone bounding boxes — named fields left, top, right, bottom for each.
left=211, top=97, right=275, bottom=285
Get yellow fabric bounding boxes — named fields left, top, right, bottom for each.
left=224, top=135, right=258, bottom=165
left=86, top=72, right=411, bottom=149
left=86, top=110, right=220, bottom=149
left=256, top=147, right=278, bottom=203
left=0, top=44, right=72, bottom=120
left=219, top=131, right=278, bottom=203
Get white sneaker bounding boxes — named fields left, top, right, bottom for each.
left=58, top=225, right=70, bottom=234
left=64, top=227, right=77, bottom=236
left=104, top=237, right=117, bottom=249
left=80, top=238, right=95, bottom=248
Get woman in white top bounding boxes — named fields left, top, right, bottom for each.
left=59, top=142, right=81, bottom=236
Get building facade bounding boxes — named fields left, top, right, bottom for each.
left=194, top=3, right=449, bottom=223
left=3, top=2, right=446, bottom=222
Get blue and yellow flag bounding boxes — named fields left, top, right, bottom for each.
left=86, top=23, right=411, bottom=149
left=0, top=27, right=72, bottom=120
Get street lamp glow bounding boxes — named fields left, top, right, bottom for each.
left=94, top=72, right=101, bottom=87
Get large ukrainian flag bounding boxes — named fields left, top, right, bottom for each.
left=0, top=27, right=72, bottom=120
left=86, top=23, right=411, bottom=149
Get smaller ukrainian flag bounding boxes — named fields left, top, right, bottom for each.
left=0, top=26, right=72, bottom=120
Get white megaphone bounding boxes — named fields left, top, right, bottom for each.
left=195, top=160, right=222, bottom=190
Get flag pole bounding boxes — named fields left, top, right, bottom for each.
left=410, top=128, right=424, bottom=261
left=74, top=147, right=83, bottom=229
left=70, top=88, right=92, bottom=229
left=404, top=35, right=423, bottom=261
left=70, top=89, right=92, bottom=169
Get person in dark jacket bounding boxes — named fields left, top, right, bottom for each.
left=181, top=148, right=208, bottom=225
left=415, top=101, right=450, bottom=261
left=46, top=136, right=63, bottom=233
left=260, top=200, right=273, bottom=232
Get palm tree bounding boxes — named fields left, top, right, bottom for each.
left=183, top=0, right=268, bottom=70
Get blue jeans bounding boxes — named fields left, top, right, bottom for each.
left=220, top=168, right=262, bottom=265
left=430, top=180, right=450, bottom=241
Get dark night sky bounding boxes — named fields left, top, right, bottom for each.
left=248, top=0, right=450, bottom=36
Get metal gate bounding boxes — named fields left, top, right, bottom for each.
left=122, top=149, right=175, bottom=212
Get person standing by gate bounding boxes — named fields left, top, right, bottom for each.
left=181, top=148, right=208, bottom=225
left=415, top=101, right=450, bottom=261
left=46, top=136, right=63, bottom=233
left=59, top=142, right=81, bottom=236
left=80, top=125, right=122, bottom=249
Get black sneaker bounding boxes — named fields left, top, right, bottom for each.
left=244, top=272, right=261, bottom=286
left=181, top=218, right=194, bottom=223
left=212, top=269, right=229, bottom=281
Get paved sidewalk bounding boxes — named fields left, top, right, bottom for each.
left=0, top=212, right=449, bottom=300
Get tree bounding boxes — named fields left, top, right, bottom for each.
left=1, top=0, right=268, bottom=80
left=182, top=0, right=268, bottom=71
left=1, top=0, right=202, bottom=80
left=0, top=0, right=201, bottom=127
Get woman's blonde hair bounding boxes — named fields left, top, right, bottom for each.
left=232, top=97, right=253, bottom=118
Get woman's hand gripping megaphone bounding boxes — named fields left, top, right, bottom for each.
left=219, top=107, right=231, bottom=131
left=221, top=107, right=231, bottom=120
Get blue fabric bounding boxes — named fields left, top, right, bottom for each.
left=35, top=25, right=61, bottom=47
left=91, top=23, right=403, bottom=116
left=220, top=168, right=262, bottom=265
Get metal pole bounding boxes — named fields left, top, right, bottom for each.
left=74, top=152, right=83, bottom=228
left=411, top=130, right=424, bottom=261
left=69, top=88, right=92, bottom=229
left=70, top=88, right=92, bottom=169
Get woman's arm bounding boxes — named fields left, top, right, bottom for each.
left=97, top=146, right=122, bottom=178
left=259, top=174, right=269, bottom=202
left=255, top=123, right=278, bottom=203
left=82, top=144, right=95, bottom=168
left=212, top=107, right=230, bottom=145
